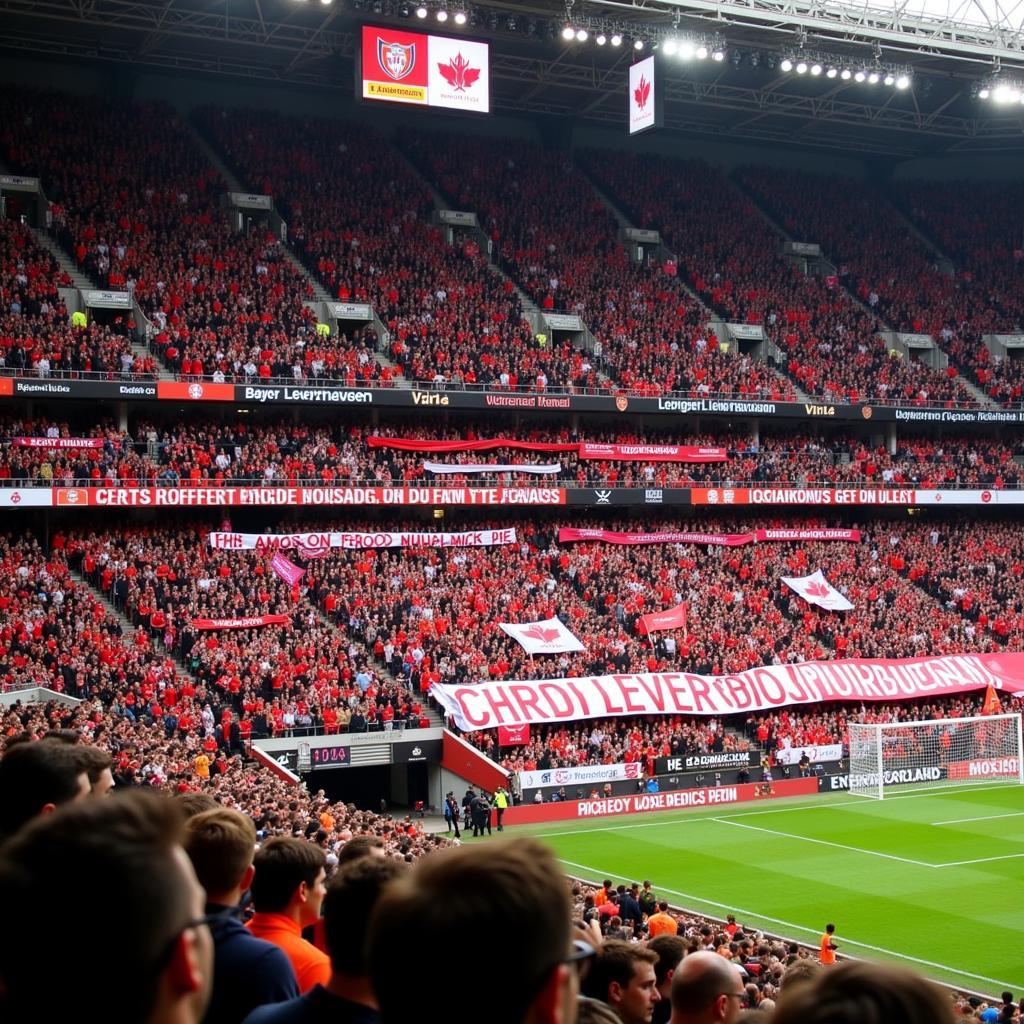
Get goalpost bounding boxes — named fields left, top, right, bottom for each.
left=848, top=713, right=1024, bottom=799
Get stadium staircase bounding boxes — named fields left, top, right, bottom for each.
left=27, top=225, right=170, bottom=380
left=185, top=118, right=403, bottom=383
left=69, top=567, right=202, bottom=688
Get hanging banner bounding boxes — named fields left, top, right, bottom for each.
left=208, top=527, right=518, bottom=551
left=774, top=744, right=843, bottom=765
left=499, top=617, right=585, bottom=655
left=270, top=552, right=305, bottom=586
left=557, top=527, right=861, bottom=546
left=577, top=444, right=728, bottom=463
left=781, top=569, right=855, bottom=611
left=368, top=437, right=576, bottom=453
left=518, top=762, right=643, bottom=791
left=639, top=603, right=688, bottom=634
left=11, top=437, right=105, bottom=449
left=190, top=615, right=290, bottom=631
left=423, top=461, right=561, bottom=475
left=430, top=653, right=1024, bottom=732
left=498, top=724, right=531, bottom=747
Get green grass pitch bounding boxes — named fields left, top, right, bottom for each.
left=517, top=782, right=1024, bottom=994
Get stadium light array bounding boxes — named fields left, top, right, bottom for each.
left=776, top=48, right=912, bottom=90
left=977, top=77, right=1024, bottom=103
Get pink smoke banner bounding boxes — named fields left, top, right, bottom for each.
left=270, top=552, right=305, bottom=587
left=558, top=528, right=861, bottom=547
left=432, top=653, right=1024, bottom=732
left=577, top=443, right=728, bottom=463
left=191, top=615, right=290, bottom=631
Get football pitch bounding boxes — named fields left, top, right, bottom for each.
left=518, top=782, right=1024, bottom=994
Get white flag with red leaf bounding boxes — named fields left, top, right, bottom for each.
left=781, top=569, right=854, bottom=612
left=499, top=616, right=586, bottom=655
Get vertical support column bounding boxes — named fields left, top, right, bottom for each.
left=117, top=402, right=128, bottom=433
left=886, top=422, right=897, bottom=456
left=750, top=420, right=760, bottom=446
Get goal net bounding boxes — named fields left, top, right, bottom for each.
left=848, top=713, right=1023, bottom=799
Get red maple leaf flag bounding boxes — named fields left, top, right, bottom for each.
left=781, top=570, right=854, bottom=611
left=634, top=74, right=651, bottom=110
left=500, top=616, right=585, bottom=654
left=438, top=52, right=480, bottom=92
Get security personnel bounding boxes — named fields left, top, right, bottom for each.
left=493, top=786, right=509, bottom=831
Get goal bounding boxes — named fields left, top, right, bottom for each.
left=848, top=713, right=1023, bottom=799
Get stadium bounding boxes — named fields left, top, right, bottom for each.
left=1, top=0, right=1024, bottom=1020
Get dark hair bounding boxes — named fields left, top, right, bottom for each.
left=582, top=940, right=659, bottom=1001
left=251, top=837, right=326, bottom=913
left=185, top=807, right=256, bottom=899
left=0, top=790, right=190, bottom=1022
left=772, top=961, right=955, bottom=1024
left=648, top=935, right=688, bottom=986
left=336, top=834, right=385, bottom=865
left=323, top=857, right=404, bottom=974
left=74, top=744, right=113, bottom=786
left=368, top=838, right=571, bottom=1024
left=0, top=739, right=87, bottom=838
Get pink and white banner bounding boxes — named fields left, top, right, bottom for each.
left=270, top=552, right=305, bottom=586
left=431, top=653, right=1024, bottom=732
left=577, top=443, right=728, bottom=463
left=558, top=527, right=861, bottom=547
left=12, top=436, right=104, bottom=449
left=298, top=544, right=330, bottom=560
left=209, top=527, right=518, bottom=551
left=499, top=616, right=585, bottom=655
left=781, top=569, right=854, bottom=611
left=774, top=744, right=843, bottom=765
left=191, top=614, right=290, bottom=631
left=368, top=437, right=575, bottom=453
left=423, top=461, right=561, bottom=475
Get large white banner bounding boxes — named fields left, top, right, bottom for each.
left=208, top=527, right=517, bottom=552
left=499, top=617, right=585, bottom=655
left=629, top=55, right=659, bottom=134
left=423, top=461, right=561, bottom=475
left=431, top=653, right=1024, bottom=732
left=781, top=569, right=854, bottom=611
left=774, top=744, right=844, bottom=765
left=518, top=762, right=643, bottom=791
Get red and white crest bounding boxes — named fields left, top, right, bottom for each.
left=378, top=38, right=416, bottom=80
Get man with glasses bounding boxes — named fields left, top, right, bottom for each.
left=368, top=837, right=586, bottom=1024
left=0, top=789, right=215, bottom=1024
left=668, top=951, right=746, bottom=1024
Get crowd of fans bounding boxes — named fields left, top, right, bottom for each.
left=3, top=416, right=1023, bottom=489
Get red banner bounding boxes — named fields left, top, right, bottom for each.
left=578, top=443, right=727, bottom=462
left=12, top=436, right=104, bottom=449
left=691, top=487, right=916, bottom=506
left=558, top=528, right=861, bottom=546
left=432, top=653, right=1024, bottom=732
left=498, top=724, right=531, bottom=747
left=367, top=437, right=576, bottom=453
left=639, top=603, right=688, bottom=634
left=947, top=757, right=1020, bottom=781
left=190, top=615, right=290, bottom=631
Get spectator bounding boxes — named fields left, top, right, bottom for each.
left=648, top=936, right=688, bottom=1024
left=669, top=951, right=746, bottom=1024
left=582, top=941, right=662, bottom=1024
left=0, top=738, right=91, bottom=839
left=184, top=807, right=300, bottom=1024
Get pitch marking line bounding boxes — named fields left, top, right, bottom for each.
left=556, top=856, right=1024, bottom=991
left=932, top=811, right=1024, bottom=826
left=933, top=853, right=1024, bottom=867
left=713, top=817, right=938, bottom=868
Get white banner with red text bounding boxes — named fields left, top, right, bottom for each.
left=190, top=614, right=290, bottom=631
left=558, top=527, right=861, bottom=546
left=518, top=761, right=643, bottom=791
left=208, top=527, right=518, bottom=552
left=781, top=569, right=855, bottom=611
left=423, top=461, right=561, bottom=475
left=431, top=653, right=1024, bottom=732
left=774, top=744, right=844, bottom=765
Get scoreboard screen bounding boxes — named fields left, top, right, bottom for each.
left=359, top=25, right=490, bottom=114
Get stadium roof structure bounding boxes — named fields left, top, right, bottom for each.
left=2, top=0, right=1024, bottom=157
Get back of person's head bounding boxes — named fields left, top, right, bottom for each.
left=176, top=791, right=220, bottom=818
left=0, top=738, right=90, bottom=838
left=773, top=961, right=955, bottom=1024
left=670, top=949, right=745, bottom=1022
left=0, top=789, right=212, bottom=1023
left=648, top=935, right=687, bottom=987
left=251, top=836, right=326, bottom=912
left=336, top=834, right=386, bottom=865
left=323, top=856, right=404, bottom=975
left=368, top=837, right=574, bottom=1024
left=778, top=957, right=821, bottom=997
left=184, top=806, right=256, bottom=902
left=75, top=744, right=115, bottom=795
